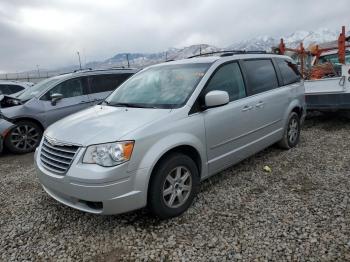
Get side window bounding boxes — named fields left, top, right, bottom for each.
left=345, top=52, right=350, bottom=64
left=42, top=77, right=86, bottom=100
left=8, top=85, right=24, bottom=93
left=244, top=59, right=279, bottom=95
left=89, top=74, right=132, bottom=94
left=277, top=59, right=301, bottom=85
left=0, top=85, right=10, bottom=95
left=204, top=62, right=246, bottom=102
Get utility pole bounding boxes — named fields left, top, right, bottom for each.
left=36, top=65, right=40, bottom=78
left=126, top=54, right=130, bottom=68
left=199, top=45, right=202, bottom=55
left=77, top=51, right=82, bottom=70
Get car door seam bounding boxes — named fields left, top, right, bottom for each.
left=210, top=119, right=282, bottom=150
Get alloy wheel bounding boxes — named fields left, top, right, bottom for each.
left=162, top=166, right=192, bottom=209
left=287, top=118, right=299, bottom=144
left=10, top=124, right=40, bottom=151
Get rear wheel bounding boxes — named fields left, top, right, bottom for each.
left=278, top=112, right=300, bottom=149
left=5, top=120, right=42, bottom=154
left=148, top=153, right=200, bottom=219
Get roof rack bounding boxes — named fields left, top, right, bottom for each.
left=73, top=68, right=92, bottom=73
left=187, top=50, right=270, bottom=59
left=73, top=67, right=137, bottom=74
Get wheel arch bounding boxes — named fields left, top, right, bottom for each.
left=146, top=144, right=202, bottom=205
left=291, top=106, right=303, bottom=119
left=10, top=117, right=45, bottom=132
left=150, top=145, right=202, bottom=178
left=283, top=99, right=304, bottom=127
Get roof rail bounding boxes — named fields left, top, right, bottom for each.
left=73, top=68, right=92, bottom=73
left=89, top=67, right=137, bottom=71
left=187, top=50, right=270, bottom=59
left=72, top=67, right=137, bottom=74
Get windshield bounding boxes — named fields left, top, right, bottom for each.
left=16, top=76, right=64, bottom=101
left=105, top=63, right=210, bottom=109
left=319, top=51, right=350, bottom=65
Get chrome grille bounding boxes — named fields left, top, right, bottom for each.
left=40, top=137, right=79, bottom=174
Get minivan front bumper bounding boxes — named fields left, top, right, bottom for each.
left=34, top=147, right=149, bottom=215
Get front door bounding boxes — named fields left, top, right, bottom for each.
left=41, top=77, right=91, bottom=127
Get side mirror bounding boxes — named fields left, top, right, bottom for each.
left=51, top=93, right=63, bottom=105
left=204, top=90, right=229, bottom=108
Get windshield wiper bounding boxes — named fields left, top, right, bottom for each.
left=106, top=102, right=151, bottom=108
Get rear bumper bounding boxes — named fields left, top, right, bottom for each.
left=0, top=136, right=3, bottom=154
left=34, top=147, right=150, bottom=215
left=0, top=118, right=15, bottom=134
left=0, top=119, right=15, bottom=153
left=306, top=93, right=350, bottom=111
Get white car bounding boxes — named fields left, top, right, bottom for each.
left=0, top=80, right=33, bottom=96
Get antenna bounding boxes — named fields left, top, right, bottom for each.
left=77, top=51, right=82, bottom=70
left=36, top=65, right=40, bottom=78
left=126, top=54, right=130, bottom=68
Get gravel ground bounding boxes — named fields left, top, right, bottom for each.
left=1, top=114, right=350, bottom=261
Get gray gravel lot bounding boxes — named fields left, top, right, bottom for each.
left=1, top=114, right=350, bottom=261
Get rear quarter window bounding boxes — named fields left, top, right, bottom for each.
left=276, top=58, right=301, bottom=85
left=8, top=84, right=25, bottom=93
left=0, top=85, right=10, bottom=95
left=244, top=59, right=279, bottom=95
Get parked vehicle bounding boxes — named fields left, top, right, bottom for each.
left=305, top=63, right=350, bottom=111
left=35, top=53, right=305, bottom=219
left=275, top=26, right=350, bottom=112
left=0, top=118, right=15, bottom=154
left=0, top=68, right=136, bottom=154
left=0, top=80, right=33, bottom=96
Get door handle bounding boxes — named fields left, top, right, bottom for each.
left=242, top=105, right=253, bottom=112
left=255, top=101, right=264, bottom=108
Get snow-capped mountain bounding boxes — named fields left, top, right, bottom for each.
left=88, top=28, right=348, bottom=69
left=228, top=28, right=343, bottom=51
left=5, top=27, right=347, bottom=77
left=86, top=44, right=222, bottom=69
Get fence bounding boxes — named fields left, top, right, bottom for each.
left=0, top=71, right=60, bottom=83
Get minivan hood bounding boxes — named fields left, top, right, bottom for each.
left=45, top=105, right=172, bottom=146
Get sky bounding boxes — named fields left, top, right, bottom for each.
left=0, top=0, right=349, bottom=73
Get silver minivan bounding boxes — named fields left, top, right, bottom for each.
left=35, top=53, right=306, bottom=219
left=0, top=68, right=136, bottom=153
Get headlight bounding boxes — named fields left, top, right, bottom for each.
left=83, top=141, right=134, bottom=167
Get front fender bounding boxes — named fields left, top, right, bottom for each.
left=138, top=132, right=207, bottom=178
left=129, top=132, right=207, bottom=206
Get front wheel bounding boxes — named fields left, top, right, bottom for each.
left=148, top=153, right=200, bottom=219
left=278, top=112, right=300, bottom=149
left=5, top=121, right=43, bottom=154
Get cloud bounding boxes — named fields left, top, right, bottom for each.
left=0, top=0, right=349, bottom=72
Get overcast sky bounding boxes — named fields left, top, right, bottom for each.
left=0, top=0, right=349, bottom=73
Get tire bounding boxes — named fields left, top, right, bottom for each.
left=4, top=120, right=43, bottom=154
left=148, top=153, right=200, bottom=219
left=278, top=112, right=300, bottom=149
